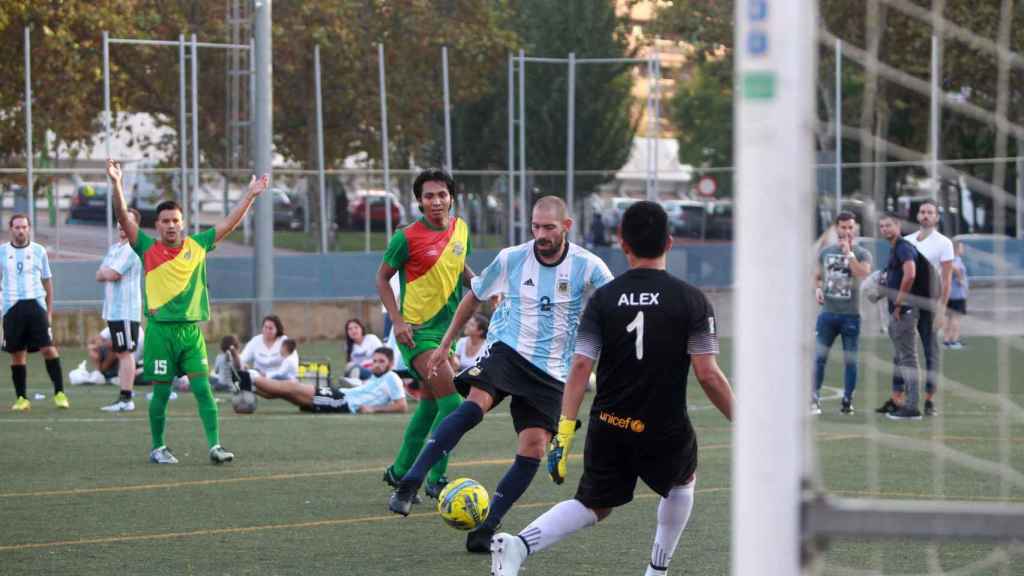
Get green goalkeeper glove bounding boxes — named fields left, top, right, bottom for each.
left=547, top=416, right=581, bottom=485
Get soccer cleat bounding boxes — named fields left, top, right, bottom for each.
left=101, top=399, right=135, bottom=412
left=209, top=445, right=235, bottom=464
left=424, top=476, right=449, bottom=500
left=53, top=391, right=70, bottom=409
left=388, top=486, right=416, bottom=517
left=948, top=341, right=964, bottom=350
left=490, top=532, right=527, bottom=576
left=923, top=400, right=937, bottom=416
left=11, top=396, right=31, bottom=412
left=149, top=446, right=179, bottom=464
left=467, top=524, right=497, bottom=553
left=644, top=564, right=668, bottom=576
left=382, top=467, right=421, bottom=504
left=875, top=399, right=898, bottom=414
left=840, top=398, right=855, bottom=415
left=809, top=399, right=822, bottom=416
left=886, top=407, right=923, bottom=421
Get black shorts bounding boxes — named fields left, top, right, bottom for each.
left=454, top=341, right=562, bottom=434
left=947, top=299, right=966, bottom=315
left=107, top=320, right=141, bottom=353
left=310, top=385, right=352, bottom=414
left=2, top=300, right=53, bottom=353
left=574, top=418, right=698, bottom=509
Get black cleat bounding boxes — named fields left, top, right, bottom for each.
left=383, top=466, right=421, bottom=504
left=840, top=398, right=855, bottom=415
left=467, top=523, right=496, bottom=554
left=923, top=399, right=937, bottom=416
left=388, top=485, right=416, bottom=517
left=875, top=399, right=898, bottom=414
left=886, top=407, right=923, bottom=421
left=424, top=476, right=449, bottom=500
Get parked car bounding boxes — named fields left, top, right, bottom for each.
left=602, top=196, right=641, bottom=232
left=662, top=199, right=707, bottom=239
left=704, top=200, right=733, bottom=240
left=349, top=190, right=406, bottom=230
left=68, top=178, right=166, bottom=227
left=271, top=188, right=304, bottom=231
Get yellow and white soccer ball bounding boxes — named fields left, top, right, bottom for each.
left=437, top=477, right=490, bottom=531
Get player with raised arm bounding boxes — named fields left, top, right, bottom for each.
left=387, top=196, right=613, bottom=553
left=375, top=169, right=473, bottom=500
left=490, top=201, right=735, bottom=576
left=107, top=159, right=268, bottom=464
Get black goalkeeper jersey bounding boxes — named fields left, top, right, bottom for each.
left=575, top=267, right=719, bottom=439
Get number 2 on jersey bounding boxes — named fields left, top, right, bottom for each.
left=626, top=311, right=644, bottom=360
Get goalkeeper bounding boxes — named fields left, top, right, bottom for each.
left=489, top=201, right=735, bottom=576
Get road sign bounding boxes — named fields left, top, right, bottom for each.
left=697, top=175, right=718, bottom=197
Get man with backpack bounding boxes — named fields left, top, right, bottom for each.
left=877, top=214, right=933, bottom=420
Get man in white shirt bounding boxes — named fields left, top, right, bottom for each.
left=901, top=200, right=954, bottom=416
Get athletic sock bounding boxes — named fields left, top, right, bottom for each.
left=148, top=383, right=173, bottom=449
left=481, top=454, right=541, bottom=531
left=401, top=401, right=484, bottom=489
left=45, top=358, right=64, bottom=393
left=427, top=392, right=463, bottom=484
left=11, top=364, right=27, bottom=398
left=517, top=498, right=598, bottom=555
left=119, top=389, right=133, bottom=402
left=649, top=481, right=695, bottom=573
left=237, top=370, right=253, bottom=392
left=190, top=375, right=221, bottom=448
left=391, top=398, right=438, bottom=478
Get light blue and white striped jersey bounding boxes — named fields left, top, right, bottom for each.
left=471, top=240, right=613, bottom=382
left=0, top=242, right=51, bottom=315
left=100, top=241, right=142, bottom=322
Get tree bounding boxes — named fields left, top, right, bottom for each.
left=670, top=57, right=733, bottom=196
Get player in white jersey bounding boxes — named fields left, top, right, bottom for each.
left=901, top=199, right=953, bottom=416
left=96, top=208, right=144, bottom=412
left=2, top=214, right=69, bottom=411
left=388, top=196, right=613, bottom=553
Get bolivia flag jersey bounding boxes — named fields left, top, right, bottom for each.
left=132, top=228, right=216, bottom=322
left=383, top=217, right=470, bottom=340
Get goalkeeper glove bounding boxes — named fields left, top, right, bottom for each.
left=547, top=416, right=581, bottom=485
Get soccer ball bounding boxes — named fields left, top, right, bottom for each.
left=437, top=478, right=490, bottom=531
left=232, top=390, right=257, bottom=414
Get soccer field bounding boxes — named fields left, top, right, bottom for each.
left=1, top=337, right=1022, bottom=575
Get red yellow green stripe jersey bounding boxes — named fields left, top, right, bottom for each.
left=132, top=228, right=216, bottom=322
left=383, top=217, right=470, bottom=338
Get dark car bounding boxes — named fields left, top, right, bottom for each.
left=704, top=201, right=733, bottom=240
left=663, top=199, right=707, bottom=239
left=272, top=189, right=304, bottom=231
left=68, top=183, right=112, bottom=224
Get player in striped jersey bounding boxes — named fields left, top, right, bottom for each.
left=96, top=208, right=144, bottom=412
left=388, top=196, right=613, bottom=553
left=2, top=214, right=69, bottom=411
left=375, top=169, right=474, bottom=500
left=107, top=160, right=268, bottom=464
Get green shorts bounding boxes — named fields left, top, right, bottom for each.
left=398, top=334, right=456, bottom=384
left=143, top=321, right=209, bottom=382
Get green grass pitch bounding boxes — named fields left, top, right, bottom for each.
left=1, top=336, right=1021, bottom=575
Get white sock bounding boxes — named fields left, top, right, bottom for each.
left=517, top=498, right=598, bottom=555
left=649, top=481, right=695, bottom=573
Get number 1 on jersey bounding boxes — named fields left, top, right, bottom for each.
left=626, top=310, right=644, bottom=360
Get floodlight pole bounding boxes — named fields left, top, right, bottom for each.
left=1017, top=144, right=1024, bottom=239
left=378, top=43, right=392, bottom=247
left=179, top=35, right=189, bottom=224
left=314, top=45, right=328, bottom=253
left=507, top=54, right=515, bottom=245
left=929, top=34, right=942, bottom=200
left=566, top=52, right=576, bottom=242
left=253, top=0, right=274, bottom=327
left=102, top=30, right=113, bottom=245
left=835, top=38, right=843, bottom=214
left=24, top=27, right=35, bottom=241
left=518, top=50, right=527, bottom=244
left=190, top=34, right=201, bottom=235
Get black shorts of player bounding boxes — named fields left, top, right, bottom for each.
left=453, top=341, right=562, bottom=435
left=947, top=298, right=967, bottom=315
left=2, top=299, right=53, bottom=353
left=575, top=419, right=698, bottom=509
left=310, top=385, right=352, bottom=414
left=107, top=320, right=141, bottom=353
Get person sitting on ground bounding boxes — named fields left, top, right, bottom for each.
left=71, top=326, right=146, bottom=386
left=454, top=313, right=489, bottom=371
left=240, top=315, right=289, bottom=376
left=211, top=335, right=242, bottom=392
left=250, top=346, right=406, bottom=414
left=345, top=318, right=383, bottom=380
left=264, top=338, right=299, bottom=380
